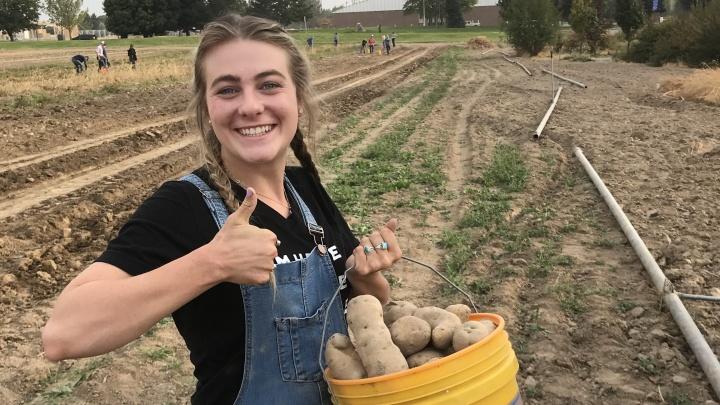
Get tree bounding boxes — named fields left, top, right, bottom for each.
left=403, top=0, right=474, bottom=26
left=616, top=0, right=643, bottom=52
left=446, top=0, right=465, bottom=27
left=555, top=0, right=572, bottom=20
left=207, top=0, right=246, bottom=18
left=0, top=0, right=41, bottom=41
left=177, top=0, right=209, bottom=35
left=105, top=0, right=180, bottom=37
left=247, top=0, right=314, bottom=25
left=502, top=0, right=559, bottom=55
left=104, top=0, right=136, bottom=37
left=569, top=0, right=597, bottom=52
left=45, top=0, right=83, bottom=40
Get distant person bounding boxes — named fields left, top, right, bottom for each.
left=71, top=54, right=88, bottom=73
left=383, top=35, right=391, bottom=55
left=102, top=42, right=111, bottom=68
left=360, top=38, right=367, bottom=54
left=378, top=24, right=382, bottom=33
left=306, top=35, right=314, bottom=49
left=127, top=44, right=137, bottom=69
left=391, top=32, right=397, bottom=47
left=96, top=41, right=108, bottom=72
left=368, top=34, right=376, bottom=54
left=333, top=32, right=339, bottom=48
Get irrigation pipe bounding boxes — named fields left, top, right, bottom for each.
left=534, top=86, right=563, bottom=139
left=574, top=147, right=720, bottom=398
left=541, top=68, right=587, bottom=88
left=502, top=56, right=532, bottom=76
left=677, top=292, right=720, bottom=303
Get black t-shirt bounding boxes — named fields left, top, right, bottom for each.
left=97, top=166, right=358, bottom=405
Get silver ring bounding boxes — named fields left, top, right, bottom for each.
left=375, top=241, right=389, bottom=250
left=363, top=245, right=375, bottom=254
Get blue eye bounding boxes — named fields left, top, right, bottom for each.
left=218, top=87, right=238, bottom=95
left=261, top=82, right=281, bottom=90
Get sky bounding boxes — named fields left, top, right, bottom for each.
left=59, top=0, right=353, bottom=16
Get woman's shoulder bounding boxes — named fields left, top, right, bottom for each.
left=141, top=168, right=210, bottom=211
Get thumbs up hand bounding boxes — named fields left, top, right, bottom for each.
left=206, top=188, right=278, bottom=285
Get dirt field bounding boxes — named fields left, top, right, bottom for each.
left=0, top=43, right=718, bottom=404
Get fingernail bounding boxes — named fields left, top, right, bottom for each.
left=245, top=188, right=254, bottom=198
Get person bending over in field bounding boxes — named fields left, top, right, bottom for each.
left=71, top=54, right=88, bottom=74
left=43, top=14, right=402, bottom=405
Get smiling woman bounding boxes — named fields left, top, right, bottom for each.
left=42, top=14, right=402, bottom=405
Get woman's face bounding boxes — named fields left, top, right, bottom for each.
left=204, top=39, right=299, bottom=171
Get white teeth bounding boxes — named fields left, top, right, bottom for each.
left=238, top=125, right=272, bottom=136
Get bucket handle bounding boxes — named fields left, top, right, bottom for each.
left=319, top=255, right=479, bottom=379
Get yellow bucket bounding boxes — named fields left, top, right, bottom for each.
left=326, top=313, right=521, bottom=405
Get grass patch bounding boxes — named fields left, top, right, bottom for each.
left=554, top=282, right=587, bottom=316
left=459, top=189, right=511, bottom=229
left=327, top=49, right=458, bottom=233
left=40, top=357, right=109, bottom=401
left=481, top=144, right=528, bottom=192
left=660, top=68, right=720, bottom=105
left=11, top=93, right=52, bottom=108
left=438, top=229, right=475, bottom=280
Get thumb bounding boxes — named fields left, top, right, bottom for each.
left=229, top=188, right=257, bottom=225
left=385, top=218, right=398, bottom=232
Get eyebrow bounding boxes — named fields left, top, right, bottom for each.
left=210, top=69, right=287, bottom=88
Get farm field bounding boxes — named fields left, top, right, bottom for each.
left=0, top=40, right=719, bottom=405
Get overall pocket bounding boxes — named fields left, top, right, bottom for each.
left=275, top=299, right=333, bottom=382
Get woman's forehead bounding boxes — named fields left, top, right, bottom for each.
left=204, top=39, right=291, bottom=80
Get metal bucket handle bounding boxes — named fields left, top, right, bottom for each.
left=318, top=255, right=479, bottom=379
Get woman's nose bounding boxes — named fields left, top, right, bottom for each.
left=238, top=91, right=264, bottom=116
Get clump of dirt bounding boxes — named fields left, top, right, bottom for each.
left=467, top=36, right=494, bottom=50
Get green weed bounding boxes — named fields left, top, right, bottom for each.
left=481, top=144, right=528, bottom=192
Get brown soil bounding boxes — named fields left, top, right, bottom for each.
left=1, top=45, right=718, bottom=405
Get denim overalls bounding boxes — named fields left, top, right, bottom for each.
left=182, top=174, right=348, bottom=405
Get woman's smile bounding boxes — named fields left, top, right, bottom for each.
left=235, top=124, right=277, bottom=137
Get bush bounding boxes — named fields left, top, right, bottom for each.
left=626, top=21, right=674, bottom=65
left=501, top=0, right=559, bottom=56
left=626, top=2, right=720, bottom=67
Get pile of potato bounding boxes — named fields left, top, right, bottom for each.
left=325, top=295, right=496, bottom=380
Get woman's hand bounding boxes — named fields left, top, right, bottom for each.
left=351, top=218, right=402, bottom=275
left=205, top=188, right=278, bottom=285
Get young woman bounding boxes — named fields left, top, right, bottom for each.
left=42, top=14, right=401, bottom=405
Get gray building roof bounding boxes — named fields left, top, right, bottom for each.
left=334, top=0, right=496, bottom=13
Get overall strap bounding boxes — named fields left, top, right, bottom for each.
left=180, top=173, right=229, bottom=229
left=284, top=175, right=326, bottom=251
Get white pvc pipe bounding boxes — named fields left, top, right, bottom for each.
left=534, top=86, right=563, bottom=139
left=502, top=55, right=532, bottom=76
left=574, top=147, right=720, bottom=398
left=541, top=68, right=587, bottom=88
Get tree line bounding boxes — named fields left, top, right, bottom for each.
left=0, top=0, right=321, bottom=40
left=498, top=0, right=717, bottom=67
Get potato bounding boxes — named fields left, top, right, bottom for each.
left=383, top=300, right=418, bottom=326
left=325, top=333, right=367, bottom=380
left=452, top=320, right=496, bottom=352
left=347, top=295, right=409, bottom=377
left=445, top=304, right=472, bottom=323
left=413, top=306, right=462, bottom=350
left=389, top=315, right=431, bottom=356
left=406, top=348, right=445, bottom=368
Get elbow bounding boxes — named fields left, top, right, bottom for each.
left=41, top=322, right=70, bottom=362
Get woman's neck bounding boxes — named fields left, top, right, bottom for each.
left=223, top=156, right=287, bottom=203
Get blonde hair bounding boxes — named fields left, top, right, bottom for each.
left=188, top=14, right=320, bottom=214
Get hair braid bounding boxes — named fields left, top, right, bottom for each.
left=290, top=129, right=320, bottom=183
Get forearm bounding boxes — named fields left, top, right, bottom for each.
left=347, top=271, right=390, bottom=305
left=43, top=245, right=221, bottom=360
